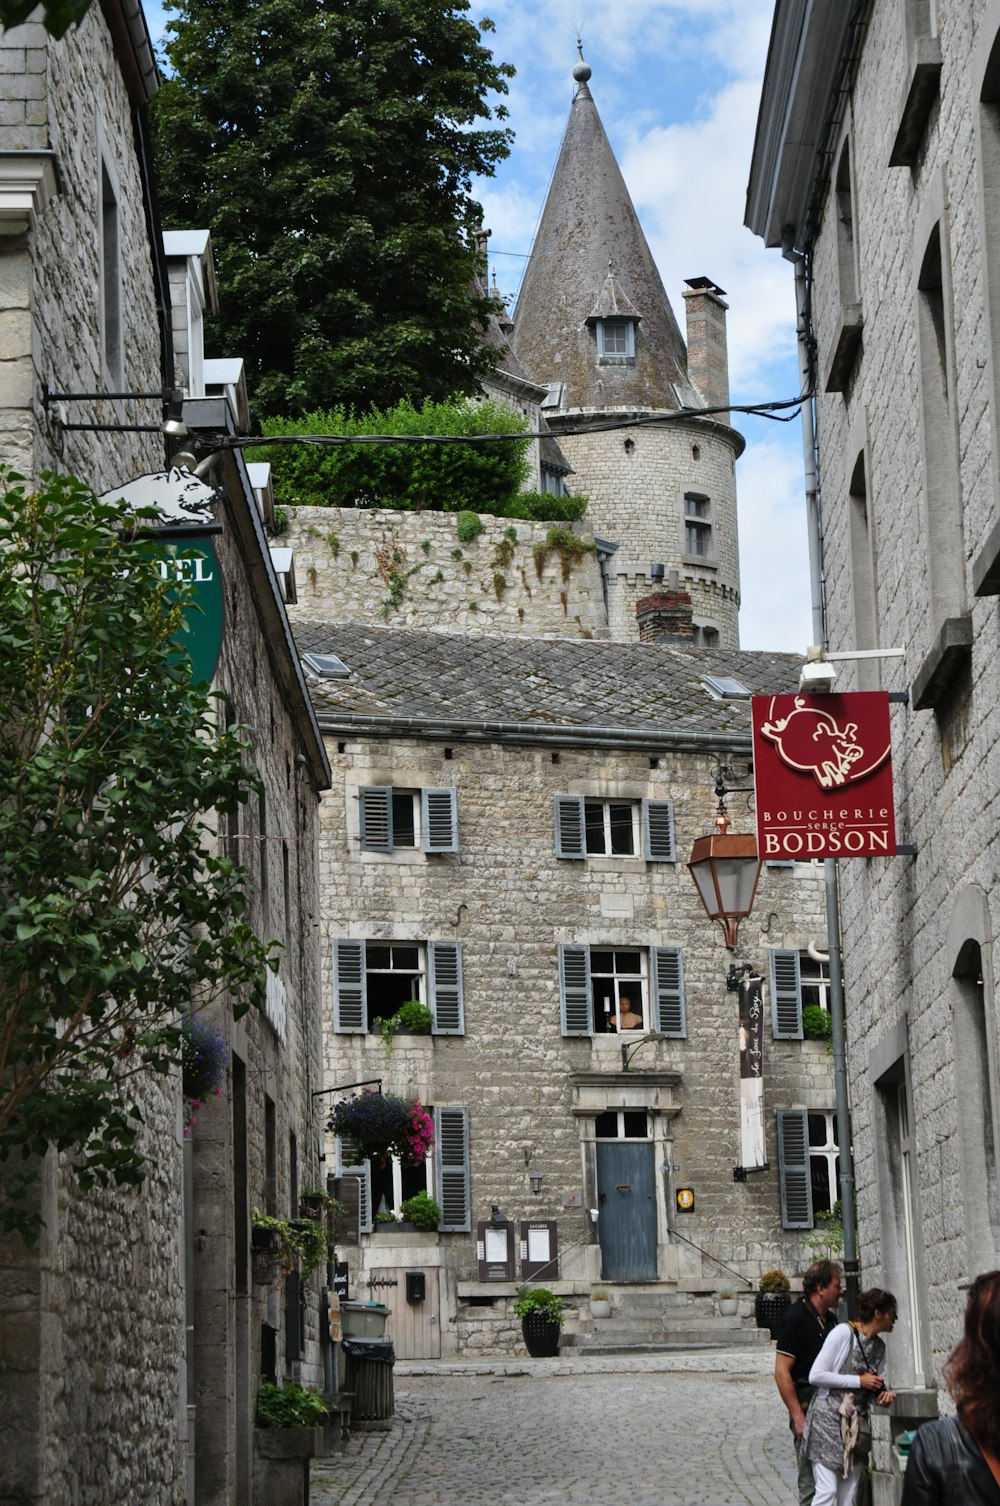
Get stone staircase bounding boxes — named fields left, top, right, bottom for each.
left=561, top=1286, right=771, bottom=1355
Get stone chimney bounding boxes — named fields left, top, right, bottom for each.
left=682, top=277, right=730, bottom=420
left=636, top=580, right=695, bottom=643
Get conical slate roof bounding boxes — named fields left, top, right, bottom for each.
left=511, top=54, right=696, bottom=412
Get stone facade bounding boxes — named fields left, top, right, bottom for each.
left=0, top=13, right=330, bottom=1505
left=748, top=1, right=1000, bottom=1498
left=293, top=622, right=837, bottom=1355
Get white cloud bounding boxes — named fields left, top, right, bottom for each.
left=736, top=436, right=814, bottom=653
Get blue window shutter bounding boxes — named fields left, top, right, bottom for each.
left=555, top=796, right=585, bottom=858
left=769, top=948, right=804, bottom=1039
left=435, top=1106, right=470, bottom=1231
left=359, top=786, right=392, bottom=851
left=652, top=947, right=686, bottom=1036
left=559, top=945, right=592, bottom=1035
left=336, top=1138, right=372, bottom=1232
left=777, top=1108, right=814, bottom=1229
left=333, top=939, right=366, bottom=1033
left=422, top=787, right=459, bottom=852
left=429, top=941, right=464, bottom=1035
left=642, top=800, right=676, bottom=861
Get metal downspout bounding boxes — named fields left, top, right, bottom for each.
left=783, top=235, right=860, bottom=1317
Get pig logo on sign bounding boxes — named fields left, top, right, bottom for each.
left=99, top=466, right=220, bottom=528
left=758, top=696, right=890, bottom=791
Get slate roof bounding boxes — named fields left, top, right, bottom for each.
left=511, top=57, right=697, bottom=414
left=292, top=621, right=802, bottom=748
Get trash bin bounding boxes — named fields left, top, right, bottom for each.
left=341, top=1337, right=395, bottom=1427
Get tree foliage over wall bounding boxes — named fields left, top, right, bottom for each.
left=0, top=0, right=89, bottom=35
left=0, top=469, right=273, bottom=1240
left=256, top=399, right=586, bottom=521
left=151, top=0, right=515, bottom=418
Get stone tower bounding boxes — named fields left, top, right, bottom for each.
left=512, top=49, right=744, bottom=647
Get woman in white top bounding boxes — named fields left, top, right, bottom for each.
left=803, top=1287, right=898, bottom=1506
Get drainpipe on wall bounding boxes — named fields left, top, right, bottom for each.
left=782, top=232, right=860, bottom=1318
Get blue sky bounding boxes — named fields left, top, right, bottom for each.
left=145, top=0, right=811, bottom=653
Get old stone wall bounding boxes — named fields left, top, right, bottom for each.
left=804, top=0, right=1000, bottom=1396
left=319, top=730, right=831, bottom=1351
left=282, top=505, right=610, bottom=639
left=550, top=416, right=742, bottom=645
left=0, top=10, right=164, bottom=488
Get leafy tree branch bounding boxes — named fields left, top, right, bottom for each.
left=0, top=468, right=275, bottom=1239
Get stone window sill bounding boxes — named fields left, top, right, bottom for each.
left=824, top=305, right=864, bottom=392
left=889, top=37, right=942, bottom=168
left=911, top=615, right=972, bottom=710
left=973, top=515, right=1000, bottom=595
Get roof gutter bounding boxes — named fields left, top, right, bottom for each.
left=313, top=709, right=753, bottom=756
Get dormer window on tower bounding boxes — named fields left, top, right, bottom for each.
left=587, top=263, right=641, bottom=366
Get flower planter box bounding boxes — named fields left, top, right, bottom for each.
left=253, top=1426, right=323, bottom=1506
left=755, top=1290, right=791, bottom=1338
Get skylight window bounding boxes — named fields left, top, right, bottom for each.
left=301, top=652, right=351, bottom=679
left=701, top=674, right=752, bottom=701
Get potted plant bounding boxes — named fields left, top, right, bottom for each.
left=254, top=1382, right=328, bottom=1506
left=589, top=1285, right=612, bottom=1319
left=755, top=1268, right=792, bottom=1336
left=374, top=999, right=433, bottom=1053
left=716, top=1286, right=740, bottom=1317
left=399, top=1191, right=441, bottom=1231
left=514, top=1286, right=564, bottom=1357
left=251, top=1209, right=328, bottom=1285
left=180, top=1013, right=229, bottom=1136
left=327, top=1091, right=434, bottom=1164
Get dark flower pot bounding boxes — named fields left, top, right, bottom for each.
left=521, top=1314, right=560, bottom=1357
left=755, top=1290, right=791, bottom=1337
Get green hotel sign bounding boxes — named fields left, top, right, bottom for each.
left=147, top=538, right=225, bottom=686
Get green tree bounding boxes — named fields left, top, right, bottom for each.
left=0, top=467, right=273, bottom=1240
left=152, top=0, right=514, bottom=418
left=0, top=0, right=90, bottom=36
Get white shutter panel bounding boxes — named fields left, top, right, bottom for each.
left=642, top=800, right=676, bottom=861
left=555, top=795, right=585, bottom=858
left=769, top=948, right=804, bottom=1039
left=652, top=947, right=686, bottom=1036
left=777, top=1108, right=814, bottom=1229
left=336, top=1137, right=372, bottom=1232
left=333, top=939, right=366, bottom=1033
left=429, top=941, right=464, bottom=1034
left=359, top=786, right=392, bottom=851
left=559, top=945, right=592, bottom=1035
left=435, top=1106, right=470, bottom=1231
left=422, top=787, right=459, bottom=852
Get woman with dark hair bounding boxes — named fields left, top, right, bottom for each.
left=803, top=1287, right=898, bottom=1505
left=901, top=1270, right=1000, bottom=1504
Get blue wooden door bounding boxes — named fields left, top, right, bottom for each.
left=596, top=1141, right=657, bottom=1280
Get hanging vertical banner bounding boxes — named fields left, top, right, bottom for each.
left=738, top=971, right=766, bottom=1170
left=752, top=691, right=897, bottom=858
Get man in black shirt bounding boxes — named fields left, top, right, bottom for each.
left=774, top=1259, right=844, bottom=1506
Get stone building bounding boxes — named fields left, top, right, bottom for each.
left=280, top=51, right=743, bottom=650
left=747, top=1, right=1000, bottom=1498
left=289, top=603, right=840, bottom=1354
left=0, top=8, right=329, bottom=1504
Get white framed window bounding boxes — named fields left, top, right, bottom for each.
left=597, top=318, right=635, bottom=357
left=335, top=1105, right=470, bottom=1232
left=332, top=938, right=464, bottom=1035
left=768, top=948, right=830, bottom=1039
left=776, top=1107, right=841, bottom=1229
left=559, top=944, right=685, bottom=1038
left=683, top=492, right=714, bottom=560
left=808, top=1110, right=840, bottom=1216
left=555, top=796, right=675, bottom=861
left=594, top=1110, right=650, bottom=1139
left=358, top=785, right=458, bottom=853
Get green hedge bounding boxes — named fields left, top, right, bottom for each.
left=257, top=400, right=586, bottom=523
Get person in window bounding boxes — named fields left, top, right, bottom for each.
left=611, top=995, right=642, bottom=1030
left=804, top=1287, right=897, bottom=1506
left=901, top=1270, right=1000, bottom=1505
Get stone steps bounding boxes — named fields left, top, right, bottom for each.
left=559, top=1286, right=771, bottom=1356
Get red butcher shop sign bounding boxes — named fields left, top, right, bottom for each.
left=751, top=691, right=896, bottom=859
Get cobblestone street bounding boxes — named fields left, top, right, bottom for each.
left=311, top=1348, right=798, bottom=1506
